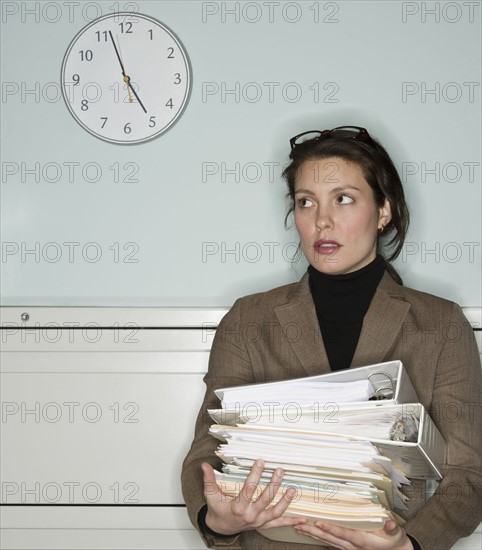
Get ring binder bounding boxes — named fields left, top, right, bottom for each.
left=213, top=360, right=420, bottom=410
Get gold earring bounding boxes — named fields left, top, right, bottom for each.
left=379, top=224, right=385, bottom=233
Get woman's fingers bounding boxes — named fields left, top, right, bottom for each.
left=269, top=485, right=298, bottom=515
left=202, top=460, right=308, bottom=532
left=294, top=520, right=410, bottom=549
left=237, top=459, right=266, bottom=507
left=295, top=522, right=355, bottom=548
left=252, top=467, right=285, bottom=508
left=201, top=462, right=224, bottom=502
left=250, top=466, right=303, bottom=526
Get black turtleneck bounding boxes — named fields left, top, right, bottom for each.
left=308, top=255, right=385, bottom=371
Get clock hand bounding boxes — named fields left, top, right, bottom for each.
left=109, top=30, right=126, bottom=77
left=116, top=35, right=133, bottom=103
left=124, top=75, right=133, bottom=103
left=125, top=76, right=148, bottom=114
left=108, top=30, right=147, bottom=113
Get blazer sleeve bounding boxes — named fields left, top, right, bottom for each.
left=181, top=299, right=254, bottom=549
left=403, top=302, right=482, bottom=550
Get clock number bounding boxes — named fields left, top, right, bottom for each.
left=174, top=73, right=181, bottom=85
left=148, top=29, right=153, bottom=40
left=73, top=74, right=80, bottom=86
left=149, top=116, right=156, bottom=128
left=79, top=49, right=93, bottom=61
left=167, top=47, right=174, bottom=59
left=100, top=117, right=108, bottom=128
left=81, top=100, right=89, bottom=111
left=95, top=30, right=109, bottom=42
left=165, top=98, right=173, bottom=109
left=124, top=123, right=132, bottom=134
left=119, top=22, right=133, bottom=33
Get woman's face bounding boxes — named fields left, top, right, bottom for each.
left=294, top=157, right=391, bottom=275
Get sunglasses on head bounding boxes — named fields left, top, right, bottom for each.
left=289, top=126, right=373, bottom=150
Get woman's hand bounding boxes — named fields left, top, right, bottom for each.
left=293, top=520, right=414, bottom=549
left=201, top=459, right=308, bottom=536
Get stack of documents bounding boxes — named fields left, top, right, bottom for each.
left=219, top=378, right=376, bottom=410
left=208, top=362, right=446, bottom=544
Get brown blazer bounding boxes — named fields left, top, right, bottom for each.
left=181, top=272, right=482, bottom=550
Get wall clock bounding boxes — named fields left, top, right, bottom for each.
left=61, top=12, right=191, bottom=144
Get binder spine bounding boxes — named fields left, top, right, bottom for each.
left=395, top=368, right=419, bottom=405
left=417, top=407, right=446, bottom=479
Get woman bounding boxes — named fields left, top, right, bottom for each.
left=181, top=126, right=482, bottom=550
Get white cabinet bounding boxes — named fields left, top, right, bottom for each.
left=1, top=307, right=227, bottom=549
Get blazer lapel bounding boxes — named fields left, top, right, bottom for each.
left=351, top=272, right=411, bottom=367
left=274, top=274, right=332, bottom=377
left=274, top=271, right=411, bottom=374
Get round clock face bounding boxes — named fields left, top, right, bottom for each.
left=61, top=12, right=191, bottom=144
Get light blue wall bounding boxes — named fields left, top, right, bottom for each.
left=1, top=0, right=481, bottom=306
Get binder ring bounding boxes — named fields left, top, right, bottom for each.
left=367, top=372, right=394, bottom=400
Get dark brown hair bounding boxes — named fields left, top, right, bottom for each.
left=282, top=133, right=410, bottom=284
